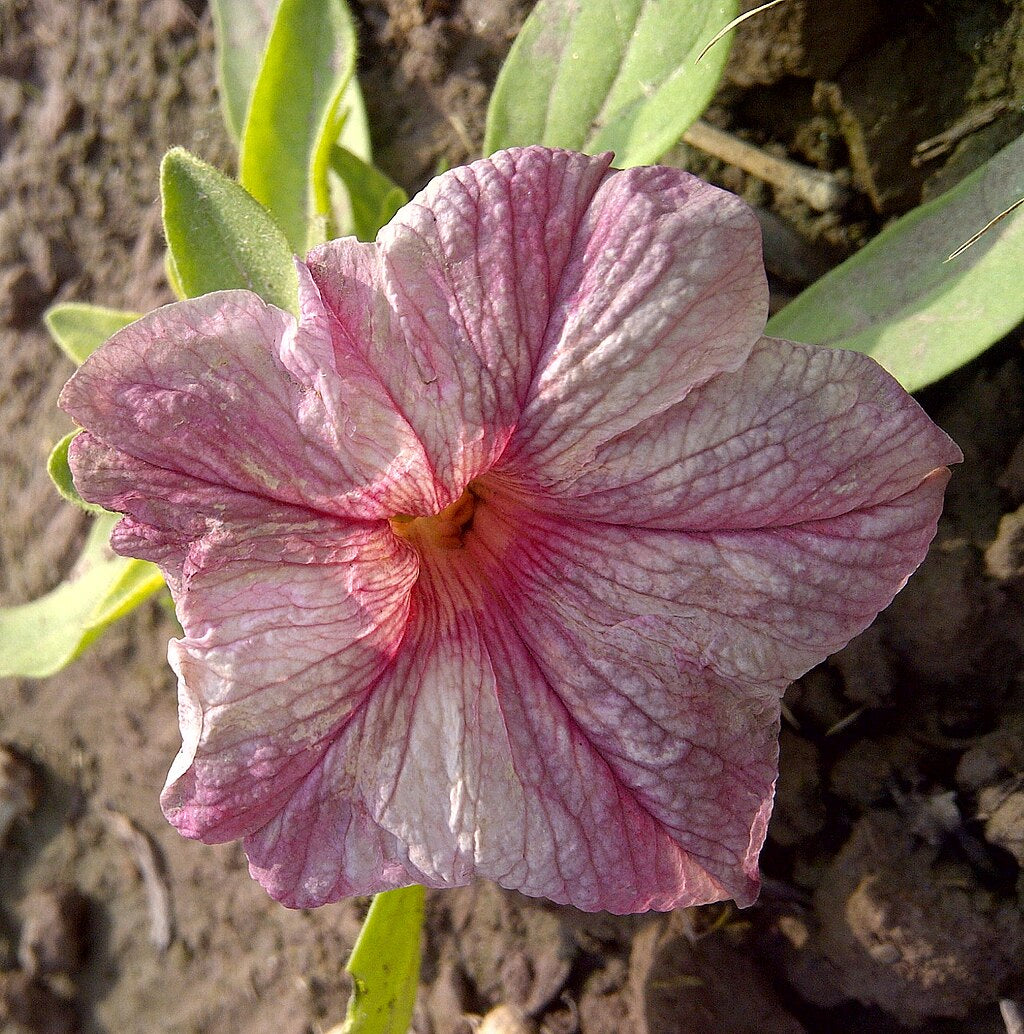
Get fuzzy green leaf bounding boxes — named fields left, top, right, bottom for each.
left=339, top=886, right=425, bottom=1034
left=767, top=135, right=1024, bottom=393
left=210, top=0, right=281, bottom=141
left=239, top=0, right=358, bottom=252
left=0, top=514, right=164, bottom=679
left=47, top=432, right=105, bottom=515
left=44, top=304, right=139, bottom=365
left=337, top=77, right=372, bottom=163
left=484, top=0, right=738, bottom=167
left=160, top=147, right=298, bottom=312
left=329, top=146, right=407, bottom=241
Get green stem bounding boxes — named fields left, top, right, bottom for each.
left=338, top=884, right=426, bottom=1034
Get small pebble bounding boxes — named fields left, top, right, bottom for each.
left=478, top=1004, right=537, bottom=1034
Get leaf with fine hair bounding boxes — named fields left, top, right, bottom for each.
left=767, top=134, right=1024, bottom=393
left=48, top=432, right=104, bottom=514
left=484, top=0, right=738, bottom=167
left=45, top=304, right=139, bottom=365
left=329, top=145, right=408, bottom=241
left=0, top=514, right=164, bottom=679
left=239, top=0, right=358, bottom=252
left=161, top=147, right=299, bottom=313
left=210, top=0, right=280, bottom=141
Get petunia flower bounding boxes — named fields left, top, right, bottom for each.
left=60, top=147, right=960, bottom=914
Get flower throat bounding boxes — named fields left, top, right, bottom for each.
left=390, top=486, right=477, bottom=550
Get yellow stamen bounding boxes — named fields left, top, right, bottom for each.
left=390, top=488, right=477, bottom=550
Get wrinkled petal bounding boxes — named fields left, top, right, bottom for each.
left=243, top=545, right=759, bottom=912
left=522, top=337, right=963, bottom=527
left=309, top=147, right=612, bottom=503
left=478, top=472, right=949, bottom=694
left=308, top=147, right=766, bottom=499
left=60, top=286, right=436, bottom=519
left=69, top=435, right=418, bottom=842
left=246, top=561, right=521, bottom=906
left=245, top=730, right=434, bottom=906
left=158, top=511, right=417, bottom=844
left=506, top=163, right=768, bottom=478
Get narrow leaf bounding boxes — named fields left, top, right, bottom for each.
left=0, top=514, right=163, bottom=679
left=239, top=0, right=358, bottom=253
left=44, top=304, right=139, bottom=365
left=338, top=886, right=425, bottom=1034
left=767, top=134, right=1024, bottom=393
left=161, top=147, right=299, bottom=313
left=329, top=146, right=408, bottom=241
left=210, top=0, right=281, bottom=141
left=484, top=0, right=738, bottom=167
left=90, top=558, right=165, bottom=630
left=337, top=77, right=372, bottom=163
left=47, top=432, right=105, bottom=514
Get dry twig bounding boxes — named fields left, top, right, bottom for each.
left=1001, top=999, right=1024, bottom=1034
left=104, top=809, right=175, bottom=951
left=912, top=100, right=1009, bottom=166
left=682, top=120, right=849, bottom=212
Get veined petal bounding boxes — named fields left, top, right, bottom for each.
left=479, top=472, right=949, bottom=694
left=309, top=149, right=765, bottom=500
left=244, top=553, right=532, bottom=907
left=243, top=493, right=770, bottom=913
left=309, top=147, right=613, bottom=503
left=158, top=510, right=417, bottom=843
left=526, top=337, right=963, bottom=528
left=244, top=729, right=436, bottom=906
left=69, top=436, right=420, bottom=843
left=60, top=287, right=435, bottom=520
left=505, top=164, right=768, bottom=479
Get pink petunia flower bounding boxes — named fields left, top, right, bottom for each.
left=60, top=147, right=960, bottom=914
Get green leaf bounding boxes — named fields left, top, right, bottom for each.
left=766, top=134, right=1024, bottom=393
left=338, top=886, right=425, bottom=1034
left=165, top=251, right=187, bottom=300
left=210, top=0, right=281, bottom=141
left=0, top=514, right=164, bottom=679
left=239, top=0, right=358, bottom=253
left=329, top=146, right=408, bottom=241
left=160, top=147, right=299, bottom=313
left=484, top=0, right=738, bottom=167
left=47, top=432, right=104, bottom=514
left=44, top=304, right=139, bottom=365
left=337, top=77, right=372, bottom=163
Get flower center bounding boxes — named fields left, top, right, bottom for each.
left=390, top=487, right=477, bottom=550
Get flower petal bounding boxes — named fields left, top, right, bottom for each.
left=158, top=511, right=417, bottom=844
left=242, top=496, right=773, bottom=913
left=479, top=469, right=949, bottom=696
left=244, top=564, right=523, bottom=906
left=60, top=284, right=435, bottom=520
left=522, top=337, right=963, bottom=528
left=241, top=597, right=753, bottom=914
left=505, top=164, right=768, bottom=478
left=309, top=148, right=766, bottom=500
left=244, top=730, right=434, bottom=906
left=308, top=147, right=613, bottom=502
left=69, top=434, right=419, bottom=843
